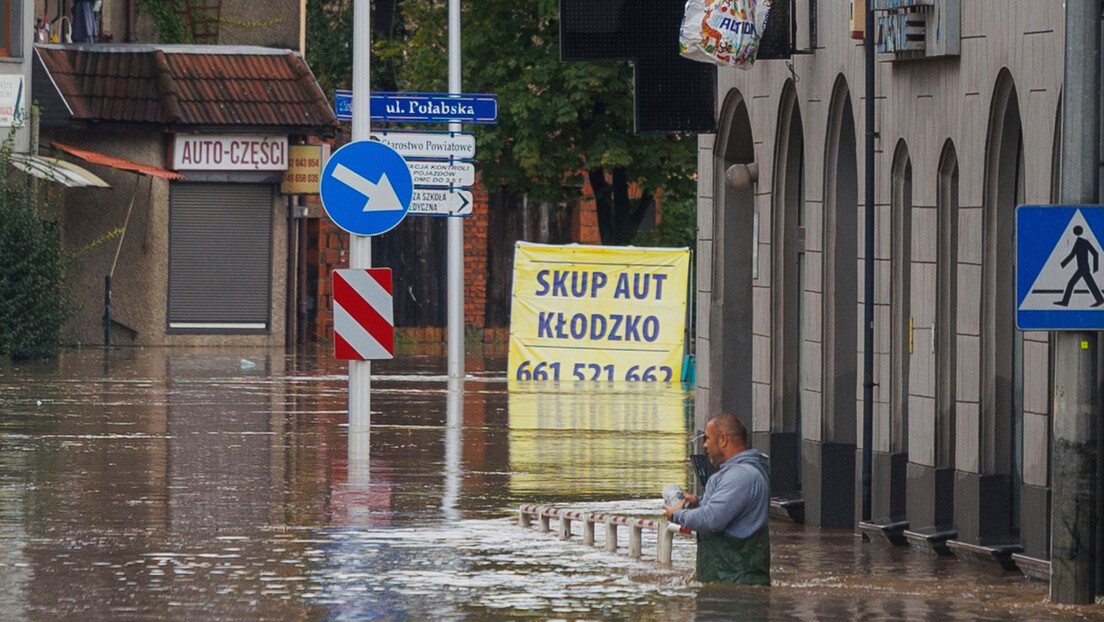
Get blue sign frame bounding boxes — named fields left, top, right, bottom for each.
left=319, top=141, right=413, bottom=237
left=1017, top=205, right=1104, bottom=330
left=335, top=91, right=497, bottom=124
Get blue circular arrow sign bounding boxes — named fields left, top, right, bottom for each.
left=319, top=140, right=414, bottom=236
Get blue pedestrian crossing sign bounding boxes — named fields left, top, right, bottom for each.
left=319, top=140, right=413, bottom=236
left=1017, top=205, right=1104, bottom=330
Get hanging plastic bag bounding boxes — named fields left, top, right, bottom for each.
left=679, top=0, right=772, bottom=69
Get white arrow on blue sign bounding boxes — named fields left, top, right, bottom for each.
left=319, top=141, right=414, bottom=236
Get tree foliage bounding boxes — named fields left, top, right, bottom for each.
left=363, top=0, right=698, bottom=245
left=135, top=0, right=191, bottom=43
left=0, top=146, right=72, bottom=360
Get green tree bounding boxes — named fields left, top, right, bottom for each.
left=375, top=0, right=697, bottom=245
left=0, top=146, right=72, bottom=360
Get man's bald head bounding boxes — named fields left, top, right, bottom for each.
left=703, top=413, right=748, bottom=464
left=709, top=413, right=748, bottom=447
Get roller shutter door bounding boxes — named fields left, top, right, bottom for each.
left=168, top=183, right=273, bottom=331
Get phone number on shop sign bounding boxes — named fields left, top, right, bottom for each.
left=514, top=361, right=675, bottom=382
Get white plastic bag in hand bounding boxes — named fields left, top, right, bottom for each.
left=679, top=0, right=772, bottom=69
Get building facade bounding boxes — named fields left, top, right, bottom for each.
left=696, top=0, right=1060, bottom=563
left=34, top=44, right=336, bottom=347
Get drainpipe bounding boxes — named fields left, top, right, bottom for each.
left=125, top=0, right=136, bottom=42
left=861, top=0, right=875, bottom=524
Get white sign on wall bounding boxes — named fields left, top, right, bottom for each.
left=0, top=76, right=25, bottom=127
left=370, top=131, right=475, bottom=160
left=172, top=134, right=288, bottom=171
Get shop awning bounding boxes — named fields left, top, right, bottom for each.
left=9, top=153, right=111, bottom=188
left=52, top=142, right=186, bottom=180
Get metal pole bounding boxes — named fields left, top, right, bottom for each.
left=349, top=0, right=372, bottom=432
left=861, top=0, right=875, bottom=523
left=103, top=275, right=111, bottom=349
left=1051, top=0, right=1100, bottom=604
left=443, top=376, right=463, bottom=520
left=447, top=0, right=465, bottom=379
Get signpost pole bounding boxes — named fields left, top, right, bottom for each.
left=349, top=0, right=372, bottom=432
left=1051, top=0, right=1100, bottom=603
left=447, top=0, right=465, bottom=380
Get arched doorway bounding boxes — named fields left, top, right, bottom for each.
left=704, top=89, right=756, bottom=434
left=879, top=140, right=911, bottom=522
left=961, top=69, right=1024, bottom=545
left=770, top=81, right=804, bottom=499
left=906, top=139, right=958, bottom=531
left=808, top=75, right=858, bottom=529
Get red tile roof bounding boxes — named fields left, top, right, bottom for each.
left=35, top=44, right=337, bottom=135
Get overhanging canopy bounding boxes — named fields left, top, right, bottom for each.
left=9, top=153, right=111, bottom=188
left=52, top=142, right=186, bottom=180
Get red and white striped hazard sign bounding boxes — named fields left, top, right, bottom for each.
left=333, top=268, right=394, bottom=360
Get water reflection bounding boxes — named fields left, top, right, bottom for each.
left=0, top=348, right=1082, bottom=620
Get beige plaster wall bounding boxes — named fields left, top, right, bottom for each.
left=698, top=1, right=1061, bottom=484
left=46, top=0, right=302, bottom=50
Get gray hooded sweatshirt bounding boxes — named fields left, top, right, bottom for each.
left=672, top=449, right=770, bottom=539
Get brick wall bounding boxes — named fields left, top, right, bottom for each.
left=574, top=183, right=602, bottom=244
left=312, top=205, right=351, bottom=343
left=464, top=182, right=490, bottom=328
left=308, top=171, right=649, bottom=342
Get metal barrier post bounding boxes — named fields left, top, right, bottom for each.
left=559, top=514, right=572, bottom=539
left=657, top=521, right=674, bottom=565
left=583, top=516, right=596, bottom=545
left=629, top=524, right=643, bottom=559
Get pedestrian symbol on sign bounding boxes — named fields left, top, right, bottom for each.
left=1020, top=209, right=1104, bottom=311
left=1055, top=225, right=1104, bottom=307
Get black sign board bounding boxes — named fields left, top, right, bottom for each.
left=560, top=0, right=793, bottom=134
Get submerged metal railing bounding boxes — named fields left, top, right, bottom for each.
left=517, top=505, right=692, bottom=565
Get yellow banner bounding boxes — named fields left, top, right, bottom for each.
left=508, top=242, right=690, bottom=383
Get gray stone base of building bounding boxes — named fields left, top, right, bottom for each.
left=953, top=471, right=1014, bottom=545
left=1019, top=484, right=1050, bottom=560
left=802, top=440, right=855, bottom=529
left=905, top=463, right=955, bottom=530
left=753, top=431, right=801, bottom=496
left=855, top=450, right=908, bottom=524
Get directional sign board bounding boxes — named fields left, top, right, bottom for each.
left=371, top=131, right=475, bottom=160
left=335, top=91, right=498, bottom=124
left=407, top=160, right=476, bottom=188
left=1017, top=205, right=1104, bottom=330
left=319, top=141, right=413, bottom=236
left=411, top=188, right=473, bottom=216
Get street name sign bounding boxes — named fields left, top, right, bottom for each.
left=371, top=131, right=475, bottom=160
left=1017, top=205, right=1104, bottom=330
left=319, top=141, right=413, bottom=236
left=407, top=159, right=476, bottom=188
left=334, top=268, right=394, bottom=360
left=335, top=91, right=498, bottom=124
left=410, top=188, right=474, bottom=216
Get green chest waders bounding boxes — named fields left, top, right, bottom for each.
left=695, top=523, right=771, bottom=585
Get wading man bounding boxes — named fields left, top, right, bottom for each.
left=663, top=413, right=770, bottom=585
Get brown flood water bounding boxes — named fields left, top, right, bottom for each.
left=0, top=348, right=1097, bottom=621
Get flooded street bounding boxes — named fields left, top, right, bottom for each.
left=0, top=348, right=1092, bottom=620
